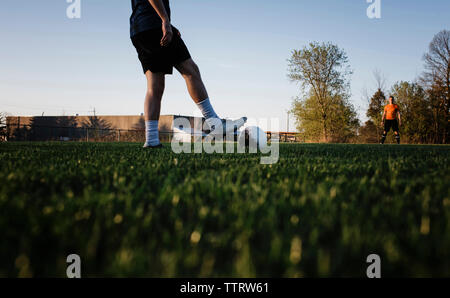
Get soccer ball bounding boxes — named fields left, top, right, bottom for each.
left=238, top=126, right=268, bottom=151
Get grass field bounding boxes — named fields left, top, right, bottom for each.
left=0, top=142, right=449, bottom=277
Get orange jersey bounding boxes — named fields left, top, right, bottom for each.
left=384, top=104, right=400, bottom=120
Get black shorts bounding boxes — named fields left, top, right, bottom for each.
left=131, top=26, right=191, bottom=75
left=384, top=120, right=399, bottom=132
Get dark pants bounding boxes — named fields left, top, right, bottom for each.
left=381, top=120, right=400, bottom=144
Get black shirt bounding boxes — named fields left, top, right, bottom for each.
left=130, top=0, right=171, bottom=37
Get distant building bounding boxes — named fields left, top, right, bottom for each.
left=6, top=115, right=205, bottom=142
left=5, top=115, right=290, bottom=143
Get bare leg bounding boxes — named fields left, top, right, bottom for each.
left=144, top=71, right=165, bottom=121
left=380, top=131, right=387, bottom=144
left=175, top=58, right=247, bottom=133
left=394, top=131, right=400, bottom=144
left=175, top=58, right=208, bottom=103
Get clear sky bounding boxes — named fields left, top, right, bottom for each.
left=1, top=0, right=449, bottom=131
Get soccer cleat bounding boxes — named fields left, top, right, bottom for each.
left=143, top=143, right=163, bottom=149
left=207, top=117, right=248, bottom=135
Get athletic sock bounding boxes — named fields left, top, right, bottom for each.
left=145, top=120, right=160, bottom=146
left=196, top=98, right=220, bottom=122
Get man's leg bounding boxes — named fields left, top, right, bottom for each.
left=394, top=131, right=400, bottom=144
left=380, top=121, right=390, bottom=144
left=380, top=130, right=387, bottom=144
left=393, top=121, right=400, bottom=144
left=175, top=58, right=220, bottom=122
left=175, top=58, right=209, bottom=104
left=175, top=58, right=246, bottom=133
left=144, top=70, right=165, bottom=147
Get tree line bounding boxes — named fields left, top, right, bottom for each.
left=2, top=115, right=114, bottom=141
left=289, top=30, right=450, bottom=144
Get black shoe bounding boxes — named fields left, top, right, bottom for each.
left=143, top=143, right=163, bottom=149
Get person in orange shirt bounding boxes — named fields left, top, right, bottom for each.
left=380, top=96, right=402, bottom=144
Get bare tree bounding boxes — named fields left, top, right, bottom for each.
left=373, top=69, right=389, bottom=95
left=362, top=70, right=389, bottom=130
left=288, top=42, right=352, bottom=142
left=421, top=30, right=450, bottom=143
left=362, top=70, right=389, bottom=107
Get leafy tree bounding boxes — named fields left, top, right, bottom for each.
left=366, top=89, right=386, bottom=137
left=291, top=94, right=322, bottom=142
left=288, top=42, right=353, bottom=142
left=391, top=81, right=430, bottom=144
left=292, top=91, right=359, bottom=143
left=358, top=120, right=379, bottom=143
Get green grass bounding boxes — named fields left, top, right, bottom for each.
left=0, top=142, right=449, bottom=277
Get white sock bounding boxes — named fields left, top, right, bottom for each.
left=145, top=120, right=160, bottom=146
left=196, top=98, right=220, bottom=121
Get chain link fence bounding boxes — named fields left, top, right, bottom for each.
left=5, top=124, right=175, bottom=143
left=4, top=123, right=300, bottom=143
